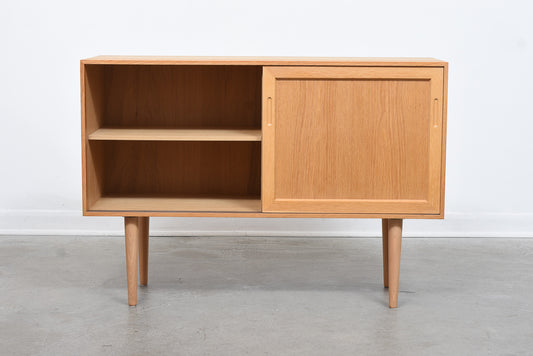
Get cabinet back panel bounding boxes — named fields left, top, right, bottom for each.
left=103, top=65, right=262, bottom=128
left=100, top=141, right=260, bottom=196
left=275, top=79, right=430, bottom=200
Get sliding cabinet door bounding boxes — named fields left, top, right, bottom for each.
left=262, top=66, right=445, bottom=214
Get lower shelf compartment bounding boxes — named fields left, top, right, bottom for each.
left=89, top=195, right=261, bottom=213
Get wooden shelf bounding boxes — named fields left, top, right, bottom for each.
left=88, top=128, right=262, bottom=141
left=89, top=195, right=261, bottom=212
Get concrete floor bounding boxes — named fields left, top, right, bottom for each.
left=1, top=236, right=532, bottom=355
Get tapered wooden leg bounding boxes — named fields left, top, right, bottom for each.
left=138, top=217, right=149, bottom=286
left=382, top=219, right=389, bottom=288
left=388, top=219, right=403, bottom=308
left=125, top=217, right=139, bottom=306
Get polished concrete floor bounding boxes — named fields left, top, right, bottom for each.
left=1, top=235, right=532, bottom=355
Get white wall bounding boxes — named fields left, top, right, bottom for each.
left=1, top=0, right=532, bottom=237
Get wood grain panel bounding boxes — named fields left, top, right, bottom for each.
left=104, top=65, right=261, bottom=128
left=275, top=79, right=430, bottom=200
left=83, top=65, right=105, bottom=209
left=91, top=196, right=261, bottom=212
left=440, top=64, right=449, bottom=216
left=99, top=141, right=261, bottom=197
left=263, top=66, right=444, bottom=214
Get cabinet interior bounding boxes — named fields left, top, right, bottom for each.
left=84, top=64, right=262, bottom=212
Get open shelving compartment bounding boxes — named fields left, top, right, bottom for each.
left=83, top=64, right=262, bottom=213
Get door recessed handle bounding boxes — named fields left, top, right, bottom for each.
left=267, top=97, right=273, bottom=127
left=433, top=98, right=439, bottom=127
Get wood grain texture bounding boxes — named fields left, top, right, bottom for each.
left=275, top=80, right=430, bottom=199
left=91, top=196, right=261, bottom=212
left=80, top=57, right=449, bottom=309
left=82, top=64, right=262, bottom=215
left=138, top=217, right=149, bottom=286
left=124, top=217, right=139, bottom=306
left=93, top=141, right=260, bottom=197
left=387, top=219, right=403, bottom=308
left=82, top=65, right=106, bottom=210
left=82, top=58, right=447, bottom=219
left=81, top=63, right=87, bottom=211
left=265, top=66, right=441, bottom=79
left=103, top=65, right=261, bottom=129
left=84, top=210, right=443, bottom=218
left=440, top=63, right=449, bottom=217
left=86, top=142, right=104, bottom=209
left=262, top=66, right=444, bottom=214
left=382, top=219, right=389, bottom=288
left=88, top=128, right=261, bottom=141
left=82, top=56, right=446, bottom=67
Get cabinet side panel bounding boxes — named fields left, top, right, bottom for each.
left=81, top=63, right=86, bottom=211
left=440, top=64, right=448, bottom=218
left=83, top=65, right=105, bottom=210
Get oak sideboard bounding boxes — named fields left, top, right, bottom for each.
left=81, top=56, right=448, bottom=308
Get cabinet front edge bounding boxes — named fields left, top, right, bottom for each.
left=83, top=210, right=444, bottom=219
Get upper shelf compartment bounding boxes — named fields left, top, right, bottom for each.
left=84, top=64, right=262, bottom=131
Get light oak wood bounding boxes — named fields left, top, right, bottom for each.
left=138, top=217, right=149, bottom=286
left=84, top=211, right=445, bottom=218
left=440, top=64, right=449, bottom=215
left=80, top=57, right=448, bottom=307
left=80, top=63, right=87, bottom=211
left=124, top=217, right=139, bottom=306
left=82, top=59, right=447, bottom=219
left=88, top=128, right=262, bottom=141
left=388, top=219, right=403, bottom=308
left=83, top=210, right=443, bottom=219
left=265, top=66, right=441, bottom=79
left=91, top=196, right=261, bottom=212
left=82, top=56, right=446, bottom=66
left=102, top=65, right=261, bottom=129
left=262, top=66, right=444, bottom=214
left=82, top=65, right=105, bottom=210
left=382, top=219, right=389, bottom=288
left=91, top=141, right=260, bottom=198
left=82, top=65, right=262, bottom=214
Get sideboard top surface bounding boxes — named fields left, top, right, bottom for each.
left=81, top=56, right=447, bottom=67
